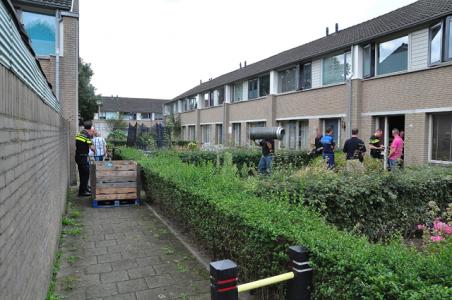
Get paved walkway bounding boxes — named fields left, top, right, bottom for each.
left=55, top=192, right=210, bottom=300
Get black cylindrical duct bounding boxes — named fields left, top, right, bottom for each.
left=249, top=127, right=285, bottom=140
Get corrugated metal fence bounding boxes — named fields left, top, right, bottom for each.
left=0, top=0, right=59, bottom=111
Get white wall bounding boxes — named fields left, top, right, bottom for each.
left=311, top=59, right=322, bottom=88
left=409, top=28, right=429, bottom=70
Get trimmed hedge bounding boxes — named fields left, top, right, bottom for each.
left=177, top=149, right=312, bottom=170
left=253, top=167, right=452, bottom=241
left=119, top=148, right=452, bottom=299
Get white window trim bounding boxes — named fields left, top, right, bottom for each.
left=428, top=112, right=452, bottom=164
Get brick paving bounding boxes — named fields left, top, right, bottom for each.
left=55, top=194, right=210, bottom=300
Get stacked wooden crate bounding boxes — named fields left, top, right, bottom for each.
left=90, top=160, right=140, bottom=208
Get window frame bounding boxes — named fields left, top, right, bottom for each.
left=278, top=66, right=298, bottom=93
left=232, top=82, right=243, bottom=103
left=445, top=16, right=452, bottom=62
left=429, top=22, right=444, bottom=66
left=21, top=10, right=57, bottom=56
left=248, top=78, right=259, bottom=100
left=363, top=44, right=375, bottom=78
left=376, top=35, right=409, bottom=76
left=322, top=51, right=352, bottom=85
left=300, top=62, right=312, bottom=90
left=258, top=74, right=270, bottom=97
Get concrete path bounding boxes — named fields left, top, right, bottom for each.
left=55, top=193, right=210, bottom=300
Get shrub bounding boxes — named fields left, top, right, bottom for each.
left=118, top=147, right=452, bottom=300
left=250, top=158, right=452, bottom=241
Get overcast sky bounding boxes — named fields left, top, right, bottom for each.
left=79, top=0, right=417, bottom=100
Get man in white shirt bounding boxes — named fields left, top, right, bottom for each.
left=92, top=131, right=107, bottom=161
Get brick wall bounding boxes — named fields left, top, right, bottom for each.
left=0, top=65, right=69, bottom=299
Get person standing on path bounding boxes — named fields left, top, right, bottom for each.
left=369, top=128, right=384, bottom=159
left=75, top=121, right=95, bottom=196
left=343, top=128, right=367, bottom=172
left=388, top=128, right=404, bottom=171
left=92, top=131, right=107, bottom=161
left=255, top=138, right=274, bottom=175
left=320, top=128, right=336, bottom=169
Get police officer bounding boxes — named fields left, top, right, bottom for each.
left=75, top=121, right=95, bottom=196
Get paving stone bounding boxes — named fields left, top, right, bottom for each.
left=85, top=263, right=112, bottom=274
left=135, top=256, right=161, bottom=267
left=86, top=283, right=118, bottom=299
left=100, top=270, right=129, bottom=284
left=111, top=259, right=139, bottom=271
left=116, top=278, right=148, bottom=294
left=144, top=274, right=173, bottom=289
left=127, top=266, right=156, bottom=279
left=54, top=195, right=209, bottom=300
left=103, top=293, right=137, bottom=300
left=98, top=253, right=123, bottom=264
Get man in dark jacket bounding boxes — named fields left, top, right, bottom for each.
left=75, top=121, right=95, bottom=196
left=343, top=128, right=367, bottom=172
left=255, top=138, right=274, bottom=175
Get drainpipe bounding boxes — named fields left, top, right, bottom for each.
left=55, top=10, right=62, bottom=100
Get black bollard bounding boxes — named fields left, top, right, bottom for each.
left=286, top=245, right=313, bottom=300
left=210, top=259, right=239, bottom=300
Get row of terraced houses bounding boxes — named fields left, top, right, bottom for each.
left=164, top=0, right=452, bottom=166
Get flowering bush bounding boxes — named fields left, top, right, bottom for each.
left=417, top=202, right=452, bottom=243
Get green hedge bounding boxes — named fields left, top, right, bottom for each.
left=119, top=148, right=452, bottom=299
left=177, top=149, right=312, bottom=170
left=252, top=167, right=452, bottom=241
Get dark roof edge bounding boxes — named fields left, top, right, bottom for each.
left=101, top=96, right=171, bottom=102
left=13, top=0, right=71, bottom=10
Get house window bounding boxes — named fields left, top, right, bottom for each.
left=99, top=112, right=106, bottom=120
left=22, top=11, right=56, bottom=56
left=248, top=78, right=258, bottom=99
left=298, top=121, right=309, bottom=149
left=217, top=87, right=225, bottom=105
left=446, top=16, right=452, bottom=60
left=278, top=67, right=297, bottom=93
left=233, top=123, right=241, bottom=146
left=377, top=36, right=408, bottom=75
left=322, top=52, right=352, bottom=85
left=201, top=125, right=212, bottom=144
left=232, top=82, right=243, bottom=102
left=300, top=63, right=312, bottom=90
left=430, top=23, right=443, bottom=65
left=363, top=44, right=375, bottom=78
left=188, top=125, right=196, bottom=140
left=259, top=74, right=270, bottom=97
left=154, top=113, right=163, bottom=120
left=216, top=124, right=223, bottom=144
left=188, top=97, right=197, bottom=110
left=204, top=93, right=210, bottom=108
left=183, top=99, right=189, bottom=112
left=431, top=112, right=452, bottom=162
left=141, top=113, right=152, bottom=119
left=279, top=120, right=309, bottom=150
left=181, top=127, right=187, bottom=140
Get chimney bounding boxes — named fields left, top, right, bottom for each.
left=244, top=61, right=247, bottom=68
left=200, top=79, right=202, bottom=84
left=326, top=27, right=329, bottom=36
left=335, top=23, right=339, bottom=32
left=239, top=62, right=242, bottom=69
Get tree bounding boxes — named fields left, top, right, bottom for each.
left=78, top=58, right=100, bottom=124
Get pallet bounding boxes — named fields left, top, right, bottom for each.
left=92, top=199, right=140, bottom=208
left=90, top=160, right=141, bottom=208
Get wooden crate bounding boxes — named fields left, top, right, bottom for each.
left=90, top=160, right=140, bottom=207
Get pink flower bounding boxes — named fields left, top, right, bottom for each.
left=417, top=224, right=425, bottom=231
left=443, top=224, right=452, bottom=235
left=433, top=220, right=446, bottom=232
left=430, top=235, right=444, bottom=242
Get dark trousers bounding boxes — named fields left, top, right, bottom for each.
left=75, top=156, right=90, bottom=194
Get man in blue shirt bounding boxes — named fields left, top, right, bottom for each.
left=320, top=128, right=335, bottom=169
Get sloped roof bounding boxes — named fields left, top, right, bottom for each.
left=173, top=0, right=452, bottom=101
left=100, top=97, right=170, bottom=113
left=12, top=0, right=72, bottom=10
